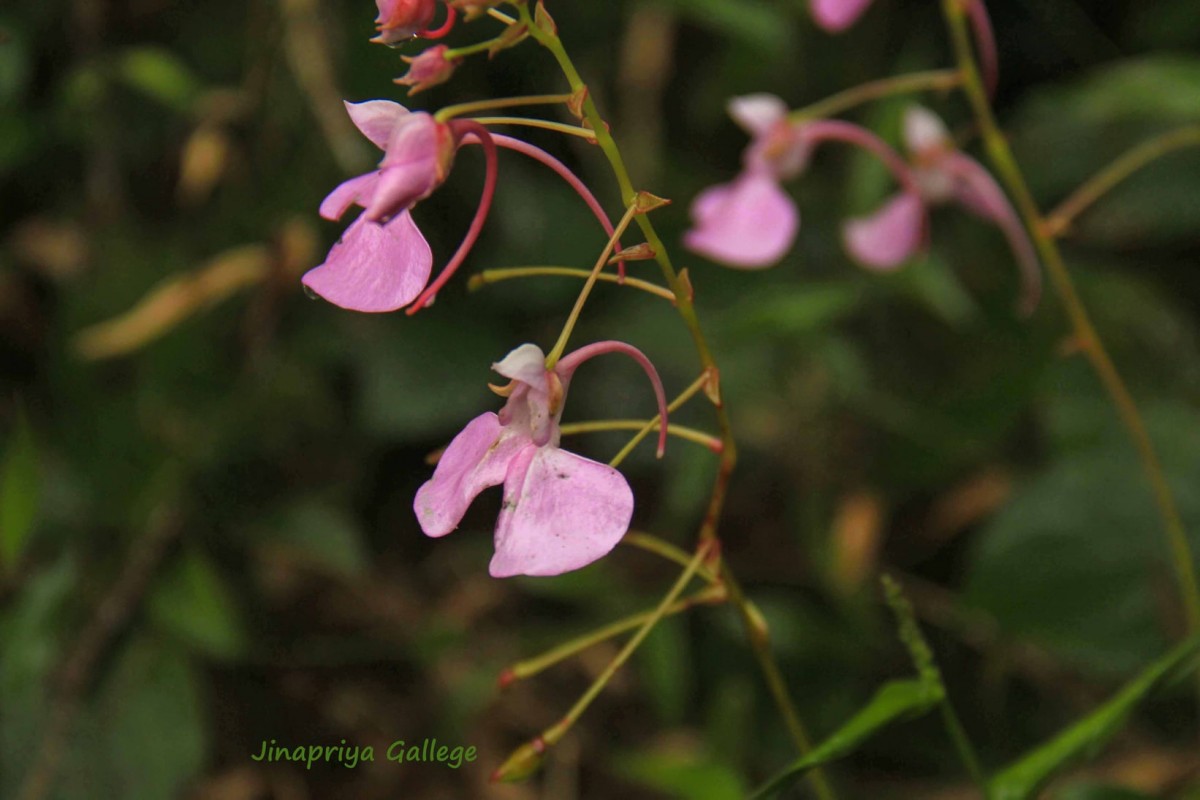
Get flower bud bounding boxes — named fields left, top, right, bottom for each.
left=372, top=0, right=439, bottom=45
left=447, top=0, right=502, bottom=21
left=395, top=45, right=461, bottom=95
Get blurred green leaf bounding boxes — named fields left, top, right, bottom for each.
left=640, top=615, right=691, bottom=724
left=116, top=47, right=201, bottom=112
left=615, top=747, right=745, bottom=800
left=0, top=557, right=76, bottom=797
left=722, top=283, right=864, bottom=340
left=148, top=549, right=248, bottom=660
left=1, top=412, right=40, bottom=570
left=989, top=634, right=1200, bottom=800
left=1054, top=785, right=1156, bottom=800
left=965, top=401, right=1200, bottom=675
left=652, top=0, right=789, bottom=53
left=751, top=678, right=944, bottom=798
left=259, top=501, right=370, bottom=577
left=60, top=636, right=207, bottom=800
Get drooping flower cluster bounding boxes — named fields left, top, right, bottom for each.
left=684, top=94, right=926, bottom=271
left=415, top=342, right=669, bottom=578
left=685, top=97, right=1040, bottom=310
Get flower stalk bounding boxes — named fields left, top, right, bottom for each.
left=940, top=0, right=1200, bottom=636
left=517, top=4, right=834, bottom=798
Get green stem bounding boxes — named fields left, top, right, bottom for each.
left=467, top=115, right=597, bottom=140
left=443, top=30, right=528, bottom=59
left=940, top=0, right=1200, bottom=638
left=1043, top=125, right=1200, bottom=237
left=435, top=93, right=574, bottom=122
left=789, top=68, right=963, bottom=122
left=621, top=530, right=719, bottom=582
left=501, top=584, right=727, bottom=684
left=608, top=370, right=713, bottom=468
left=520, top=8, right=834, bottom=797
left=544, top=204, right=639, bottom=366
left=539, top=539, right=716, bottom=747
left=559, top=419, right=723, bottom=451
left=468, top=265, right=674, bottom=301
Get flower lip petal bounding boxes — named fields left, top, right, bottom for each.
left=414, top=412, right=529, bottom=538
left=302, top=211, right=432, bottom=313
left=489, top=445, right=634, bottom=578
left=842, top=191, right=926, bottom=272
left=683, top=171, right=799, bottom=269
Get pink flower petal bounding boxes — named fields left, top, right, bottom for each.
left=903, top=105, right=952, bottom=159
left=492, top=344, right=548, bottom=394
left=810, top=0, right=875, bottom=32
left=302, top=211, right=432, bottom=312
left=489, top=446, right=634, bottom=578
left=942, top=152, right=1011, bottom=224
left=318, top=172, right=380, bottom=221
left=843, top=192, right=926, bottom=271
left=727, top=94, right=788, bottom=137
left=344, top=100, right=409, bottom=150
left=683, top=172, right=799, bottom=269
left=414, top=412, right=530, bottom=538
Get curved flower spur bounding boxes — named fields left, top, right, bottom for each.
left=415, top=341, right=669, bottom=578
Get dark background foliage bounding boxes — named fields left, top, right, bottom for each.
left=2, top=0, right=1199, bottom=797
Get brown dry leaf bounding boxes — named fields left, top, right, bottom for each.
left=74, top=244, right=269, bottom=360
left=925, top=468, right=1013, bottom=545
left=830, top=490, right=885, bottom=594
left=177, top=125, right=232, bottom=206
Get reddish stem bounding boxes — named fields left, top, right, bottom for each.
left=555, top=340, right=670, bottom=458
left=407, top=120, right=496, bottom=314
left=480, top=132, right=627, bottom=279
left=966, top=0, right=1000, bottom=98
left=418, top=3, right=457, bottom=39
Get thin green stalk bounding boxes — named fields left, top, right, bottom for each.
left=519, top=7, right=834, bottom=797
left=501, top=584, right=726, bottom=684
left=544, top=203, right=639, bottom=366
left=621, top=530, right=719, bottom=582
left=1044, top=125, right=1200, bottom=237
left=435, top=93, right=574, bottom=122
left=609, top=370, right=714, bottom=468
left=939, top=0, right=1200, bottom=638
left=467, top=115, right=597, bottom=140
left=789, top=68, right=962, bottom=122
left=468, top=265, right=675, bottom=301
left=559, top=419, right=723, bottom=451
left=542, top=540, right=714, bottom=745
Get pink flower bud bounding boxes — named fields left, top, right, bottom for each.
left=395, top=45, right=461, bottom=95
left=372, top=0, right=438, bottom=45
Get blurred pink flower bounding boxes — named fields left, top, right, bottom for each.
left=415, top=342, right=669, bottom=578
left=809, top=0, right=999, bottom=96
left=685, top=94, right=925, bottom=271
left=897, top=105, right=1041, bottom=311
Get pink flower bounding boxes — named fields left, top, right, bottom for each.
left=894, top=105, right=1041, bottom=311
left=415, top=341, right=669, bottom=578
left=302, top=100, right=493, bottom=314
left=372, top=0, right=456, bottom=45
left=396, top=45, right=461, bottom=95
left=809, top=0, right=999, bottom=96
left=685, top=94, right=925, bottom=271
